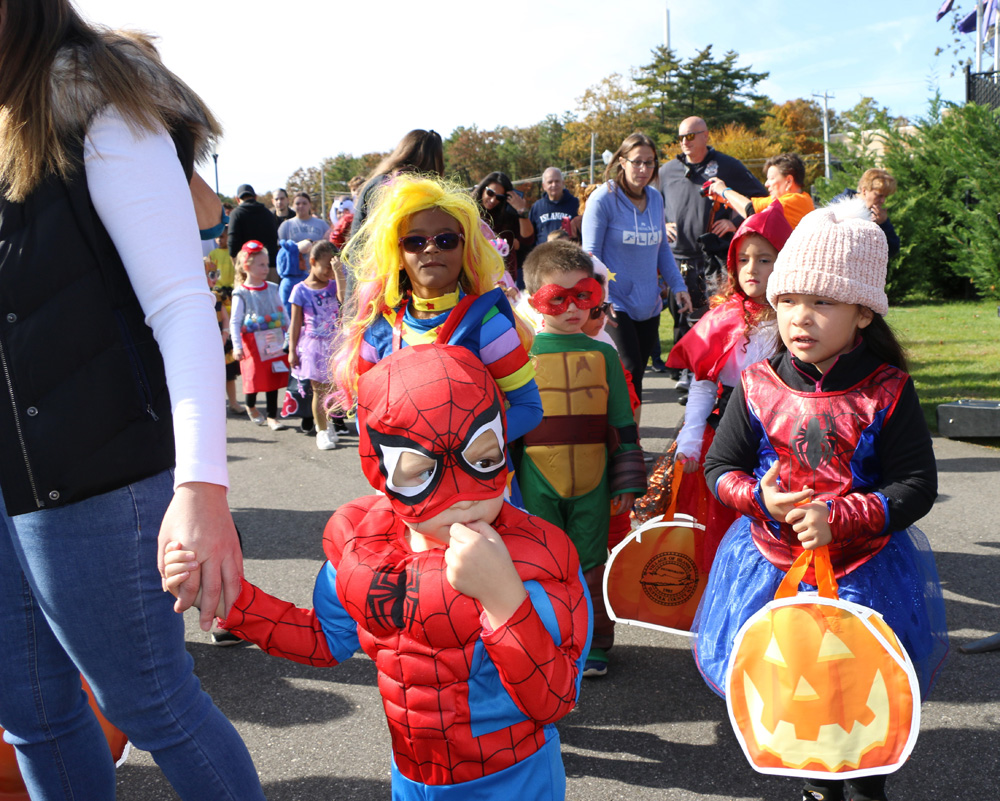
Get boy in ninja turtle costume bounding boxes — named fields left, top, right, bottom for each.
left=521, top=240, right=647, bottom=678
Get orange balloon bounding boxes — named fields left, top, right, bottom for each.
left=0, top=677, right=128, bottom=799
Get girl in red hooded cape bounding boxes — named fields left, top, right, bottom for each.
left=663, top=201, right=793, bottom=565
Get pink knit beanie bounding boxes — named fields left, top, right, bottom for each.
left=766, top=197, right=889, bottom=316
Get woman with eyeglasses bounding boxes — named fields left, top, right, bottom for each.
left=0, top=0, right=265, bottom=798
left=582, top=132, right=692, bottom=410
left=472, top=171, right=534, bottom=285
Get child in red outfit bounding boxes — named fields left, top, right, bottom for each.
left=230, top=240, right=290, bottom=429
left=664, top=201, right=793, bottom=560
left=164, top=344, right=591, bottom=801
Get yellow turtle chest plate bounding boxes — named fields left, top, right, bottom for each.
left=528, top=350, right=609, bottom=497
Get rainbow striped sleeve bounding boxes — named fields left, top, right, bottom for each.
left=476, top=307, right=534, bottom=393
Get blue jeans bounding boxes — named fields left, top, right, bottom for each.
left=0, top=470, right=264, bottom=800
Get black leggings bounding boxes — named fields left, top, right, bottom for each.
left=605, top=310, right=660, bottom=401
left=804, top=775, right=887, bottom=801
left=245, top=390, right=278, bottom=419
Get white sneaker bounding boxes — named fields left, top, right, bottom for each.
left=316, top=430, right=337, bottom=450
left=676, top=369, right=692, bottom=391
left=267, top=418, right=288, bottom=431
left=325, top=421, right=340, bottom=446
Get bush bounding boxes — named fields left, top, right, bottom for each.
left=816, top=97, right=1000, bottom=302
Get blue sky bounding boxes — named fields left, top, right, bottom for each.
left=73, top=0, right=969, bottom=196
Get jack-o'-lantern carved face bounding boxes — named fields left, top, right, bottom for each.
left=728, top=603, right=917, bottom=775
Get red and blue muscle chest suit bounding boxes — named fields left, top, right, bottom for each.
left=221, top=344, right=591, bottom=799
left=692, top=354, right=948, bottom=700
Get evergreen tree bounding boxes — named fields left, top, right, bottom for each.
left=633, top=45, right=771, bottom=143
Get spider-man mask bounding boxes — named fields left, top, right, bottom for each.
left=528, top=276, right=603, bottom=316
left=357, top=344, right=508, bottom=524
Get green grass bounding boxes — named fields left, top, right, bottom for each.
left=890, top=301, right=1000, bottom=443
left=660, top=300, right=1000, bottom=443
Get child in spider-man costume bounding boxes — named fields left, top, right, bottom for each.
left=164, top=343, right=591, bottom=800
left=693, top=200, right=947, bottom=801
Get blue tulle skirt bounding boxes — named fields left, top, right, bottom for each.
left=692, top=517, right=949, bottom=701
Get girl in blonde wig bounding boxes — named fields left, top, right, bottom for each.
left=333, top=175, right=542, bottom=444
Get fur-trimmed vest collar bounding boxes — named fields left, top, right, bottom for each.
left=48, top=33, right=218, bottom=167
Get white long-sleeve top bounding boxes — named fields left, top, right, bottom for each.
left=673, top=320, right=779, bottom=462
left=84, top=107, right=228, bottom=489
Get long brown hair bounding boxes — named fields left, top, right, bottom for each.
left=0, top=0, right=220, bottom=202
left=367, top=129, right=445, bottom=181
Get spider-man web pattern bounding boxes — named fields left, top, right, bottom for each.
left=741, top=361, right=907, bottom=580
left=221, top=344, right=590, bottom=795
left=222, top=497, right=589, bottom=789
left=356, top=344, right=508, bottom=523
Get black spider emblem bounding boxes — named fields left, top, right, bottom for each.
left=791, top=412, right=838, bottom=470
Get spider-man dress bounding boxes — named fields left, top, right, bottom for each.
left=693, top=347, right=948, bottom=701
left=220, top=497, right=591, bottom=799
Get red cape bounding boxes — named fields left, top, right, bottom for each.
left=666, top=297, right=762, bottom=383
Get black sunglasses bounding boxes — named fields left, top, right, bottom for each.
left=484, top=187, right=508, bottom=202
left=398, top=232, right=465, bottom=253
left=589, top=301, right=615, bottom=320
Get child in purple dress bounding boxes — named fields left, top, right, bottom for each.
left=288, top=240, right=343, bottom=450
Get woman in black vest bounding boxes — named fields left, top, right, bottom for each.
left=0, top=2, right=264, bottom=797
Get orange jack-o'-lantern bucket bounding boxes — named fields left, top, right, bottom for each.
left=0, top=676, right=129, bottom=799
left=725, top=546, right=920, bottom=780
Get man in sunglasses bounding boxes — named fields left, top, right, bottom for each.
left=658, top=118, right=765, bottom=387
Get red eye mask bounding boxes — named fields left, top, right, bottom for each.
left=529, top=276, right=603, bottom=316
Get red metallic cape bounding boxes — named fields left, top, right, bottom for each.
left=666, top=296, right=759, bottom=382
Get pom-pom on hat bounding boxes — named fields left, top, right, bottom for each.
left=766, top=197, right=889, bottom=316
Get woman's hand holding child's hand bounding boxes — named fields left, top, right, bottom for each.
left=162, top=542, right=227, bottom=619
left=786, top=501, right=833, bottom=550
left=445, top=521, right=527, bottom=630
left=759, top=462, right=813, bottom=523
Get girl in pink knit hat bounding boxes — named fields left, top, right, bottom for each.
left=694, top=199, right=948, bottom=801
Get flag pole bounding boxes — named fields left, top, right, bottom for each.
left=977, top=0, right=984, bottom=72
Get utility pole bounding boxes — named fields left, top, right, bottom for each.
left=813, top=91, right=834, bottom=182
left=589, top=132, right=596, bottom=184
left=320, top=160, right=327, bottom=221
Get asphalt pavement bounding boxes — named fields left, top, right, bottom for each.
left=115, top=370, right=1000, bottom=800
